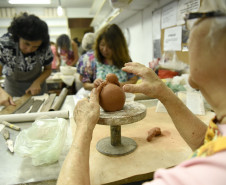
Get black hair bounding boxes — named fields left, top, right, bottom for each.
left=73, top=37, right=81, bottom=47
left=8, top=12, right=50, bottom=50
left=57, top=34, right=71, bottom=51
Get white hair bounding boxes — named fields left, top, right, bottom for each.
left=81, top=32, right=95, bottom=51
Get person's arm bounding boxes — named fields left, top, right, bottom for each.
left=122, top=62, right=207, bottom=151
left=79, top=74, right=95, bottom=91
left=0, top=86, right=15, bottom=106
left=120, top=75, right=138, bottom=86
left=83, top=82, right=94, bottom=91
left=55, top=45, right=61, bottom=67
left=25, top=64, right=52, bottom=95
left=57, top=86, right=103, bottom=185
left=70, top=41, right=79, bottom=66
left=0, top=65, right=15, bottom=106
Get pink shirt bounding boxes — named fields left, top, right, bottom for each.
left=143, top=124, right=226, bottom=185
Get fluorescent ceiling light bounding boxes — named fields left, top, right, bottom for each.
left=8, top=0, right=51, bottom=4
left=57, top=6, right=63, bottom=16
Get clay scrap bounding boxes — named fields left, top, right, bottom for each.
left=147, top=127, right=161, bottom=142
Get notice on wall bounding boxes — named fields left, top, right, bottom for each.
left=152, top=9, right=161, bottom=39
left=164, top=26, right=182, bottom=51
left=161, top=1, right=178, bottom=29
left=177, top=0, right=200, bottom=25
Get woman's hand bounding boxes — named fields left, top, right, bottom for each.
left=26, top=81, right=41, bottom=95
left=0, top=87, right=15, bottom=106
left=74, top=85, right=104, bottom=133
left=122, top=62, right=168, bottom=99
left=93, top=78, right=104, bottom=88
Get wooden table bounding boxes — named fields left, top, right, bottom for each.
left=70, top=105, right=214, bottom=185
left=0, top=97, right=215, bottom=185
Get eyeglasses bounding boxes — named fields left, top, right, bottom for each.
left=184, top=11, right=226, bottom=31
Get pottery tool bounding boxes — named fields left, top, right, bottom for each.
left=96, top=102, right=146, bottom=156
left=0, top=123, right=5, bottom=132
left=29, top=99, right=45, bottom=113
left=14, top=98, right=34, bottom=113
left=1, top=120, right=21, bottom=131
left=0, top=110, right=69, bottom=123
left=40, top=93, right=56, bottom=112
left=50, top=88, right=68, bottom=111
left=2, top=128, right=14, bottom=153
left=0, top=94, right=32, bottom=115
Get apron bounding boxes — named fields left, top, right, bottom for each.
left=4, top=47, right=47, bottom=97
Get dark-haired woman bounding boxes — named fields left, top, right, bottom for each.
left=56, top=34, right=79, bottom=67
left=0, top=12, right=53, bottom=106
left=81, top=24, right=138, bottom=90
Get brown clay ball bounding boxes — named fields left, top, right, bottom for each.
left=99, top=74, right=125, bottom=112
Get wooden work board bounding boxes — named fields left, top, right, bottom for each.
left=0, top=94, right=31, bottom=115
left=70, top=106, right=214, bottom=185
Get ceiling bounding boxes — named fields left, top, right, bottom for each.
left=0, top=0, right=93, bottom=8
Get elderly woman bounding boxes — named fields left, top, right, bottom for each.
left=57, top=0, right=226, bottom=185
left=0, top=12, right=53, bottom=106
left=76, top=32, right=96, bottom=91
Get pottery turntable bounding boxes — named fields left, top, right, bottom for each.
left=96, top=102, right=147, bottom=156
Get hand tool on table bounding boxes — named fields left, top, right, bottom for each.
left=40, top=93, right=56, bottom=112
left=1, top=120, right=21, bottom=131
left=1, top=128, right=14, bottom=153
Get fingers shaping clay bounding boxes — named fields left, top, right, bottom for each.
left=99, top=73, right=125, bottom=112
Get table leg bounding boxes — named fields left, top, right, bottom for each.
left=96, top=125, right=137, bottom=156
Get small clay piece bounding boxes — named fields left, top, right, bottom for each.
left=146, top=127, right=161, bottom=142
left=99, top=73, right=125, bottom=112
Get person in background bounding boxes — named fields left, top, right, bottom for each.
left=57, top=0, right=226, bottom=185
left=73, top=37, right=85, bottom=56
left=93, top=24, right=138, bottom=88
left=76, top=32, right=96, bottom=91
left=56, top=34, right=79, bottom=67
left=50, top=41, right=59, bottom=72
left=0, top=12, right=53, bottom=106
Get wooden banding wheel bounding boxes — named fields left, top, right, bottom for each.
left=96, top=102, right=147, bottom=156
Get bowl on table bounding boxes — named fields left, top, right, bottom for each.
left=60, top=66, right=77, bottom=75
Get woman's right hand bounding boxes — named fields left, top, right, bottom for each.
left=0, top=88, right=15, bottom=106
left=122, top=62, right=168, bottom=99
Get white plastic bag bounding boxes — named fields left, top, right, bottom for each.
left=14, top=118, right=68, bottom=166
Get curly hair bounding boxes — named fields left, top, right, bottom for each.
left=94, top=24, right=131, bottom=69
left=82, top=32, right=95, bottom=51
left=8, top=12, right=50, bottom=50
left=56, top=34, right=71, bottom=51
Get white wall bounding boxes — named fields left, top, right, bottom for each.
left=117, top=0, right=173, bottom=67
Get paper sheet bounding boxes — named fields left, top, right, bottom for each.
left=161, top=1, right=178, bottom=29
left=164, top=26, right=182, bottom=51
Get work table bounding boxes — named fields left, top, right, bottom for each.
left=0, top=95, right=214, bottom=185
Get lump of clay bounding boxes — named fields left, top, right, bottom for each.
left=99, top=73, right=125, bottom=112
left=146, top=127, right=161, bottom=142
